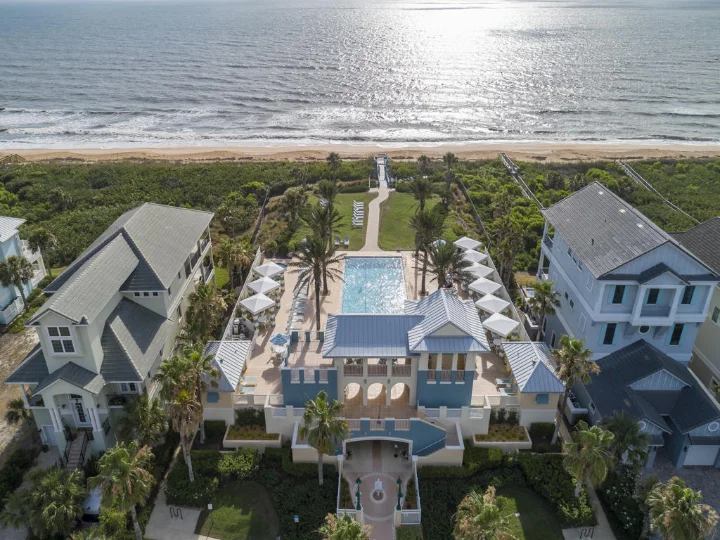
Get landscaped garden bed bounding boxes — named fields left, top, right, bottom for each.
left=474, top=424, right=532, bottom=453
left=223, top=425, right=282, bottom=449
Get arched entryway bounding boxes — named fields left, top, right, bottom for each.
left=344, top=383, right=363, bottom=407
left=367, top=383, right=386, bottom=407
left=390, top=383, right=410, bottom=407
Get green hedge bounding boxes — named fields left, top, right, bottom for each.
left=165, top=450, right=223, bottom=506
left=0, top=448, right=39, bottom=511
left=235, top=408, right=266, bottom=429
left=597, top=467, right=644, bottom=540
left=396, top=525, right=424, bottom=540
left=338, top=180, right=369, bottom=193
left=217, top=448, right=260, bottom=481
left=529, top=423, right=563, bottom=454
left=418, top=443, right=502, bottom=479
left=204, top=420, right=227, bottom=443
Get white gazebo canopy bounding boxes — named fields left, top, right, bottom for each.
left=454, top=236, right=482, bottom=251
left=483, top=312, right=520, bottom=338
left=240, top=293, right=276, bottom=315
left=462, top=249, right=488, bottom=264
left=248, top=276, right=280, bottom=295
left=255, top=261, right=285, bottom=278
left=469, top=277, right=502, bottom=296
left=475, top=294, right=511, bottom=315
left=466, top=263, right=494, bottom=279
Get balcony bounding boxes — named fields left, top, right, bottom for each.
left=21, top=240, right=42, bottom=263
left=542, top=235, right=554, bottom=249
left=344, top=364, right=363, bottom=377
left=367, top=364, right=387, bottom=377
left=640, top=304, right=671, bottom=318
left=0, top=296, right=24, bottom=325
left=392, top=364, right=411, bottom=377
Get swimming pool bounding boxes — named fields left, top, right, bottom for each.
left=341, top=257, right=406, bottom=314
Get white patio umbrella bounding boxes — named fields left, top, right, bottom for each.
left=469, top=277, right=502, bottom=296
left=240, top=293, right=276, bottom=315
left=475, top=294, right=511, bottom=315
left=255, top=261, right=285, bottom=278
left=454, top=236, right=482, bottom=251
left=248, top=276, right=280, bottom=295
left=483, top=312, right=520, bottom=338
left=431, top=239, right=446, bottom=247
left=462, top=249, right=488, bottom=264
left=466, top=263, right=494, bottom=279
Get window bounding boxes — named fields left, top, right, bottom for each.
left=535, top=394, right=549, bottom=405
left=569, top=299, right=575, bottom=310
left=577, top=260, right=583, bottom=272
left=564, top=292, right=569, bottom=300
left=646, top=288, right=660, bottom=305
left=589, top=402, right=596, bottom=413
left=457, top=354, right=466, bottom=371
left=603, top=323, right=617, bottom=345
left=713, top=307, right=720, bottom=324
left=47, top=326, right=75, bottom=354
left=152, top=292, right=159, bottom=297
left=441, top=353, right=453, bottom=370
left=611, top=285, right=626, bottom=304
left=207, top=392, right=220, bottom=403
left=134, top=292, right=140, bottom=297
left=143, top=292, right=149, bottom=297
left=176, top=305, right=183, bottom=320
left=639, top=325, right=650, bottom=334
left=550, top=332, right=556, bottom=348
left=120, top=382, right=138, bottom=394
left=669, top=323, right=684, bottom=346
left=681, top=286, right=695, bottom=305
left=428, top=354, right=437, bottom=371
left=579, top=313, right=586, bottom=332
left=567, top=247, right=573, bottom=258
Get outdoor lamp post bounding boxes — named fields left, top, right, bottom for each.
left=396, top=476, right=403, bottom=511
left=293, top=514, right=299, bottom=538
left=355, top=476, right=362, bottom=510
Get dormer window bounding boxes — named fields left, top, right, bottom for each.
left=47, top=326, right=75, bottom=354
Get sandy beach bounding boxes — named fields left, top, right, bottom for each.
left=3, top=142, right=720, bottom=163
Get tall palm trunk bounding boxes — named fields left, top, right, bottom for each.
left=421, top=250, right=428, bottom=295
left=318, top=451, right=324, bottom=486
left=536, top=317, right=544, bottom=342
left=314, top=278, right=322, bottom=330
left=16, top=281, right=28, bottom=311
left=130, top=505, right=143, bottom=540
left=322, top=263, right=329, bottom=295
left=552, top=389, right=570, bottom=444
left=43, top=251, right=53, bottom=279
left=182, top=436, right=195, bottom=482
left=575, top=479, right=583, bottom=498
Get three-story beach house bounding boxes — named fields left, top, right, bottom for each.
left=5, top=203, right=214, bottom=461
left=0, top=216, right=46, bottom=325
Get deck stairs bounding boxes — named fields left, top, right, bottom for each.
left=63, top=431, right=89, bottom=470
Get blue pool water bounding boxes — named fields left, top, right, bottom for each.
left=342, top=257, right=406, bottom=314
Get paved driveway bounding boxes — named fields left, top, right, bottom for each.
left=643, top=451, right=720, bottom=513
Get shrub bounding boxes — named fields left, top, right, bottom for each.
left=218, top=448, right=260, bottom=481
left=529, top=423, right=563, bottom=453
left=164, top=451, right=222, bottom=506
left=225, top=425, right=277, bottom=440
left=204, top=420, right=227, bottom=442
left=396, top=525, right=423, bottom=540
left=404, top=477, right=417, bottom=510
left=418, top=444, right=502, bottom=479
left=0, top=447, right=40, bottom=510
left=235, top=408, right=266, bottom=428
left=338, top=180, right=369, bottom=193
left=597, top=466, right=644, bottom=540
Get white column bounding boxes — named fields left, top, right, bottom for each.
left=20, top=385, right=30, bottom=408
left=451, top=354, right=458, bottom=371
left=386, top=384, right=392, bottom=407
left=89, top=407, right=100, bottom=432
left=50, top=408, right=62, bottom=432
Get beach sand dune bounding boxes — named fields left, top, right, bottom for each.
left=3, top=142, right=720, bottom=163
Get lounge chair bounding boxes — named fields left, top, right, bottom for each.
left=499, top=384, right=518, bottom=396
left=344, top=236, right=349, bottom=247
left=495, top=376, right=513, bottom=387
left=334, top=237, right=341, bottom=246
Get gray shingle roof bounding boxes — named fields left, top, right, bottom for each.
left=45, top=203, right=213, bottom=293
left=100, top=299, right=173, bottom=382
left=671, top=217, right=720, bottom=275
left=323, top=314, right=422, bottom=358
left=31, top=235, right=139, bottom=324
left=543, top=182, right=672, bottom=277
left=0, top=216, right=24, bottom=243
left=5, top=345, right=48, bottom=384
left=34, top=362, right=105, bottom=395
left=582, top=340, right=720, bottom=434
left=204, top=340, right=252, bottom=392
left=502, top=342, right=564, bottom=394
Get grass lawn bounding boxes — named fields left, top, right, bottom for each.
left=291, top=192, right=377, bottom=251
left=497, top=487, right=564, bottom=540
left=215, top=266, right=230, bottom=289
left=49, top=266, right=67, bottom=278
left=378, top=192, right=446, bottom=251
left=195, top=481, right=279, bottom=540
left=514, top=272, right=537, bottom=287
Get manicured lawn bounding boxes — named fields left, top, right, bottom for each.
left=514, top=272, right=538, bottom=287
left=195, top=481, right=279, bottom=540
left=378, top=192, right=450, bottom=251
left=215, top=266, right=230, bottom=289
left=497, top=487, right=564, bottom=540
left=291, top=192, right=377, bottom=251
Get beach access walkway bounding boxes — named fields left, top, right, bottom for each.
left=361, top=184, right=388, bottom=251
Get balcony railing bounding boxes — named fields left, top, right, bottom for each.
left=640, top=305, right=671, bottom=318
left=199, top=236, right=210, bottom=253
left=395, top=419, right=410, bottom=431
left=392, top=365, right=411, bottom=377
left=367, top=364, right=387, bottom=377
left=401, top=510, right=421, bottom=525
left=344, top=364, right=363, bottom=377
left=369, top=419, right=386, bottom=431
left=440, top=370, right=452, bottom=382
left=427, top=370, right=437, bottom=382
left=542, top=235, right=554, bottom=249
left=455, top=371, right=465, bottom=382
left=347, top=419, right=361, bottom=431
left=102, top=417, right=111, bottom=435
left=0, top=296, right=24, bottom=324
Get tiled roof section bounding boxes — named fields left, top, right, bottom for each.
left=31, top=235, right=139, bottom=324
left=100, top=299, right=172, bottom=382
left=5, top=345, right=48, bottom=384
left=583, top=340, right=720, bottom=434
left=502, top=342, right=564, bottom=394
left=45, top=203, right=213, bottom=293
left=34, top=362, right=105, bottom=395
left=204, top=340, right=252, bottom=392
left=405, top=290, right=489, bottom=352
left=0, top=216, right=25, bottom=243
left=543, top=182, right=671, bottom=277
left=323, top=314, right=422, bottom=358
left=671, top=217, right=720, bottom=275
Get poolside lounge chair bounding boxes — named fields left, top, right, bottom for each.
left=499, top=384, right=518, bottom=396
left=344, top=236, right=349, bottom=247
left=495, top=376, right=513, bottom=387
left=334, top=236, right=341, bottom=246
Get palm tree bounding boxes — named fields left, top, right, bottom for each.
left=290, top=235, right=344, bottom=328
left=300, top=390, right=348, bottom=485
left=89, top=442, right=155, bottom=540
left=442, top=152, right=458, bottom=197
left=424, top=242, right=473, bottom=292
left=26, top=227, right=57, bottom=279
left=647, top=477, right=718, bottom=540
left=552, top=335, right=599, bottom=443
left=185, top=283, right=227, bottom=342
left=408, top=177, right=433, bottom=212
left=453, top=486, right=515, bottom=540
left=528, top=280, right=560, bottom=341
left=217, top=238, right=238, bottom=289
left=326, top=152, right=342, bottom=181
left=319, top=513, right=372, bottom=540
left=0, top=466, right=85, bottom=538
left=417, top=155, right=431, bottom=175
left=5, top=397, right=40, bottom=444
left=303, top=202, right=342, bottom=247
left=152, top=353, right=191, bottom=402
left=115, top=394, right=168, bottom=446
left=71, top=528, right=112, bottom=540
left=317, top=180, right=341, bottom=244
left=166, top=388, right=203, bottom=482
left=409, top=209, right=445, bottom=295
left=0, top=255, right=34, bottom=311
left=564, top=420, right=615, bottom=498
left=282, top=186, right=309, bottom=228
left=601, top=411, right=651, bottom=469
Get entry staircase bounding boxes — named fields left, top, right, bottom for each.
left=62, top=430, right=89, bottom=470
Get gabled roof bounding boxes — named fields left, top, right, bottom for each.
left=45, top=203, right=213, bottom=293
left=543, top=182, right=674, bottom=278
left=405, top=290, right=489, bottom=353
left=0, top=216, right=24, bottom=243
left=100, top=299, right=173, bottom=382
left=204, top=340, right=252, bottom=392
left=671, top=217, right=720, bottom=276
left=5, top=344, right=48, bottom=384
left=502, top=342, right=564, bottom=394
left=323, top=314, right=422, bottom=358
left=31, top=235, right=139, bottom=324
left=34, top=362, right=105, bottom=395
left=582, top=340, right=720, bottom=434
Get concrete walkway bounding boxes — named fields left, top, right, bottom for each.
left=361, top=185, right=390, bottom=251
left=145, top=486, right=216, bottom=540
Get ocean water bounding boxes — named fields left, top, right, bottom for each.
left=342, top=257, right=406, bottom=313
left=1, top=0, right=720, bottom=148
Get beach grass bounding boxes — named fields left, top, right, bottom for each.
left=378, top=192, right=440, bottom=251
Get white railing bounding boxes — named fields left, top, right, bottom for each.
left=304, top=368, right=315, bottom=383
left=222, top=247, right=263, bottom=340
left=455, top=371, right=465, bottom=382
left=469, top=408, right=485, bottom=418
left=267, top=394, right=284, bottom=406
left=486, top=394, right=520, bottom=408
left=337, top=509, right=357, bottom=519
left=440, top=370, right=452, bottom=382
left=369, top=419, right=386, bottom=431
left=427, top=370, right=437, bottom=382
left=272, top=408, right=287, bottom=417
left=395, top=419, right=410, bottom=431
left=0, top=296, right=24, bottom=324
left=401, top=510, right=421, bottom=525
left=446, top=409, right=462, bottom=418
left=293, top=408, right=305, bottom=417
left=347, top=419, right=361, bottom=431
left=424, top=408, right=440, bottom=418
left=318, top=368, right=329, bottom=383
left=344, top=364, right=363, bottom=376
left=291, top=369, right=301, bottom=383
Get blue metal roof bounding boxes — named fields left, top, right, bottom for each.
left=323, top=314, right=422, bottom=358
left=503, top=342, right=564, bottom=394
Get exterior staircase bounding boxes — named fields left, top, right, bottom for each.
left=63, top=431, right=89, bottom=470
